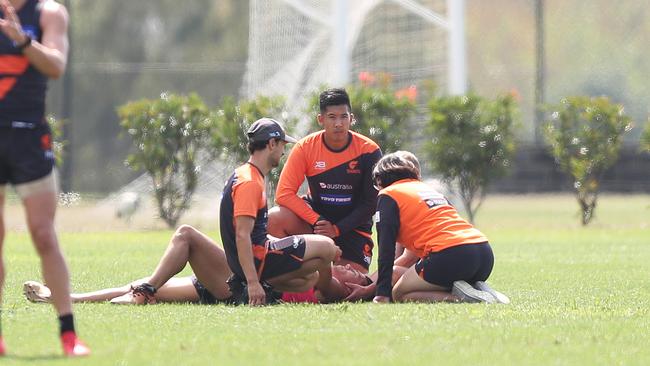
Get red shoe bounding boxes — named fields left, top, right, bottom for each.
left=0, top=336, right=6, bottom=356
left=61, top=331, right=90, bottom=357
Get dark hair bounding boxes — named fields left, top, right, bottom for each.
left=372, top=153, right=419, bottom=189
left=247, top=138, right=281, bottom=154
left=319, top=88, right=351, bottom=113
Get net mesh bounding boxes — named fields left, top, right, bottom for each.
left=243, top=0, right=448, bottom=133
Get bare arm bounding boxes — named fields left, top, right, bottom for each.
left=234, top=215, right=266, bottom=306
left=0, top=0, right=69, bottom=78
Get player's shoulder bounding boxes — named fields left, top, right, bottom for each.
left=296, top=130, right=324, bottom=148
left=39, top=0, right=69, bottom=24
left=350, top=131, right=380, bottom=153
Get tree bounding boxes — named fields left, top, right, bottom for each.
left=425, top=93, right=518, bottom=224
left=544, top=96, right=632, bottom=225
left=308, top=73, right=417, bottom=153
left=210, top=95, right=295, bottom=202
left=118, top=93, right=214, bottom=228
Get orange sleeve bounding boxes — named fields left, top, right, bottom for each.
left=233, top=180, right=263, bottom=218
left=275, top=143, right=320, bottom=225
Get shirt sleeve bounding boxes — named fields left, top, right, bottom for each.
left=233, top=180, right=263, bottom=218
left=275, top=143, right=321, bottom=225
left=375, top=193, right=400, bottom=298
left=334, top=148, right=382, bottom=234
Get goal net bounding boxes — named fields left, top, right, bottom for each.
left=243, top=0, right=449, bottom=133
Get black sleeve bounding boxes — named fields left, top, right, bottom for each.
left=375, top=194, right=400, bottom=298
left=335, top=148, right=382, bottom=234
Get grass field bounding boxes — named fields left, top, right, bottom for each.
left=1, top=194, right=649, bottom=365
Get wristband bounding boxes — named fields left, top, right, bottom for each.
left=16, top=36, right=32, bottom=51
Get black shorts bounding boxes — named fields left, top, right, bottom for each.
left=415, top=242, right=494, bottom=289
left=191, top=275, right=233, bottom=305
left=257, top=236, right=306, bottom=280
left=335, top=230, right=373, bottom=270
left=0, top=122, right=54, bottom=185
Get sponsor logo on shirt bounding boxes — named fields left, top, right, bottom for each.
left=319, top=182, right=353, bottom=190
left=373, top=211, right=381, bottom=223
left=319, top=194, right=353, bottom=205
left=417, top=191, right=448, bottom=208
left=315, top=161, right=326, bottom=170
left=347, top=160, right=361, bottom=174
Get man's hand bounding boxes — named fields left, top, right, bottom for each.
left=313, top=219, right=338, bottom=238
left=344, top=282, right=374, bottom=302
left=247, top=281, right=266, bottom=306
left=372, top=295, right=390, bottom=304
left=0, top=0, right=28, bottom=44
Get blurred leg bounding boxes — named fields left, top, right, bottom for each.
left=392, top=266, right=456, bottom=303
left=23, top=190, right=73, bottom=316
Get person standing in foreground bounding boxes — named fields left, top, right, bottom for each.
left=0, top=0, right=89, bottom=356
left=268, top=88, right=382, bottom=274
left=371, top=152, right=509, bottom=304
left=220, top=118, right=340, bottom=305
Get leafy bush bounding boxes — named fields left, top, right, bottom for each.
left=46, top=115, right=65, bottom=167
left=425, top=93, right=518, bottom=223
left=544, top=96, right=632, bottom=225
left=308, top=73, right=417, bottom=153
left=118, top=92, right=215, bottom=228
left=641, top=118, right=650, bottom=152
left=210, top=95, right=295, bottom=201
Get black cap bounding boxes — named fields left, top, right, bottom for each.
left=246, top=118, right=297, bottom=143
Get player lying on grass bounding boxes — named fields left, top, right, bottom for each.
left=370, top=151, right=510, bottom=304
left=23, top=225, right=373, bottom=305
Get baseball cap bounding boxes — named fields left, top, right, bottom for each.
left=246, top=118, right=297, bottom=143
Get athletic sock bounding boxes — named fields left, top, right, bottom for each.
left=58, top=313, right=75, bottom=335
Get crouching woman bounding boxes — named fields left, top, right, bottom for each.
left=372, top=152, right=506, bottom=304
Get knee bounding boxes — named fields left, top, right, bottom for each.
left=174, top=225, right=196, bottom=244
left=29, top=224, right=57, bottom=254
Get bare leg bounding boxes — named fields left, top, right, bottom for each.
left=146, top=225, right=231, bottom=300
left=392, top=266, right=458, bottom=303
left=267, top=206, right=312, bottom=238
left=150, top=277, right=200, bottom=303
left=0, top=193, right=5, bottom=313
left=23, top=190, right=73, bottom=316
left=267, top=234, right=337, bottom=292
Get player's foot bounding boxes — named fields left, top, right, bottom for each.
left=0, top=336, right=6, bottom=356
left=23, top=281, right=52, bottom=303
left=110, top=284, right=156, bottom=305
left=473, top=281, right=510, bottom=304
left=61, top=331, right=90, bottom=357
left=451, top=280, right=496, bottom=303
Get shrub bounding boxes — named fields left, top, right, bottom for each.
left=641, top=118, right=650, bottom=152
left=307, top=73, right=417, bottom=153
left=544, top=96, right=632, bottom=225
left=210, top=95, right=295, bottom=202
left=425, top=93, right=518, bottom=223
left=118, top=92, right=214, bottom=228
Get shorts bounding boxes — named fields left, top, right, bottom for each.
left=335, top=230, right=373, bottom=270
left=191, top=275, right=232, bottom=305
left=415, top=242, right=494, bottom=288
left=302, top=196, right=374, bottom=270
left=257, top=235, right=306, bottom=280
left=0, top=122, right=54, bottom=186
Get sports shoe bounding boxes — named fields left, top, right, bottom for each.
left=110, top=283, right=157, bottom=305
left=61, top=331, right=90, bottom=357
left=23, top=281, right=52, bottom=303
left=473, top=281, right=511, bottom=304
left=0, top=336, right=6, bottom=356
left=451, top=280, right=496, bottom=303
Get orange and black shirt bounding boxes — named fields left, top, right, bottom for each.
left=219, top=162, right=268, bottom=279
left=0, top=0, right=47, bottom=125
left=375, top=179, right=488, bottom=297
left=276, top=131, right=382, bottom=236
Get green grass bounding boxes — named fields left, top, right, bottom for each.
left=2, top=194, right=649, bottom=365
